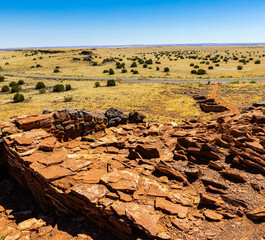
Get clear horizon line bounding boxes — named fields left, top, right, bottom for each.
left=1, top=42, right=265, bottom=50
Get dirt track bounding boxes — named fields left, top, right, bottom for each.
left=210, top=83, right=239, bottom=114
left=1, top=72, right=265, bottom=84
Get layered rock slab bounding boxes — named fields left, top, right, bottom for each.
left=1, top=106, right=265, bottom=239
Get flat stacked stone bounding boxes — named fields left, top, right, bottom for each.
left=1, top=106, right=265, bottom=239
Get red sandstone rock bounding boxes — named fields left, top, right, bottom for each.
left=71, top=184, right=108, bottom=204
left=1, top=107, right=265, bottom=239
left=247, top=205, right=265, bottom=220
left=13, top=137, right=35, bottom=146
left=100, top=170, right=140, bottom=192
left=39, top=137, right=57, bottom=151
left=16, top=113, right=54, bottom=130
left=135, top=144, right=160, bottom=159
left=203, top=209, right=223, bottom=221
left=155, top=198, right=188, bottom=218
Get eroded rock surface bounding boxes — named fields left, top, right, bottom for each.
left=1, top=106, right=265, bottom=239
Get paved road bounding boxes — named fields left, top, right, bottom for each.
left=1, top=72, right=265, bottom=84
left=210, top=83, right=239, bottom=114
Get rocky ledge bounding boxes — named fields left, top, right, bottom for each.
left=1, top=106, right=265, bottom=239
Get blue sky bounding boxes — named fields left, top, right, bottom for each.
left=0, top=0, right=265, bottom=48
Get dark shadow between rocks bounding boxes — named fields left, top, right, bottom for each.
left=0, top=176, right=117, bottom=240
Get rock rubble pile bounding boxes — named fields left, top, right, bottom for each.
left=1, top=106, right=265, bottom=239
left=193, top=95, right=228, bottom=113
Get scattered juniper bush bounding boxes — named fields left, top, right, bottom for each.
left=164, top=67, right=169, bottom=72
left=64, top=96, right=73, bottom=102
left=11, top=85, right=21, bottom=93
left=65, top=84, right=72, bottom=91
left=109, top=68, right=114, bottom=75
left=53, top=84, right=65, bottom=92
left=36, top=82, right=45, bottom=89
left=107, top=79, right=116, bottom=87
left=1, top=85, right=10, bottom=92
left=13, top=93, right=24, bottom=103
left=18, top=80, right=25, bottom=85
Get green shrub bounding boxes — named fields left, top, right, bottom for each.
left=208, top=66, right=214, bottom=70
left=64, top=96, right=73, bottom=102
left=93, top=62, right=98, bottom=66
left=53, top=84, right=65, bottom=92
left=230, top=81, right=239, bottom=84
left=164, top=67, right=170, bottom=72
left=1, top=85, right=10, bottom=92
left=36, top=82, right=45, bottom=89
left=116, top=62, right=125, bottom=69
left=143, top=64, right=147, bottom=68
left=36, top=64, right=42, bottom=68
left=11, top=85, right=21, bottom=93
left=109, top=69, right=114, bottom=75
left=122, top=69, right=127, bottom=73
left=0, top=76, right=5, bottom=82
left=191, top=70, right=197, bottom=74
left=255, top=60, right=261, bottom=64
left=250, top=80, right=257, bottom=84
left=156, top=67, right=160, bottom=71
left=95, top=82, right=100, bottom=87
left=190, top=63, right=194, bottom=67
left=13, top=93, right=24, bottom=102
left=133, top=70, right=139, bottom=74
left=9, top=81, right=17, bottom=87
left=107, top=79, right=116, bottom=87
left=54, top=68, right=60, bottom=73
left=17, top=80, right=25, bottom=85
left=39, top=88, right=46, bottom=94
left=103, top=70, right=109, bottom=73
left=131, top=62, right=137, bottom=67
left=65, top=84, right=72, bottom=91
left=145, top=59, right=153, bottom=64
left=237, top=65, right=243, bottom=70
left=194, top=65, right=199, bottom=69
left=197, top=69, right=206, bottom=75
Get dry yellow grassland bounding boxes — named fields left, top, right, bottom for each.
left=218, top=81, right=265, bottom=109
left=0, top=45, right=265, bottom=79
left=0, top=76, right=210, bottom=123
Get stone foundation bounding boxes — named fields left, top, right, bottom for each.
left=1, top=107, right=265, bottom=239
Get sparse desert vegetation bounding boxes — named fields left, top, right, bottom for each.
left=0, top=74, right=265, bottom=124
left=0, top=45, right=265, bottom=79
left=0, top=75, right=212, bottom=123
left=0, top=46, right=265, bottom=124
left=218, top=81, right=265, bottom=109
